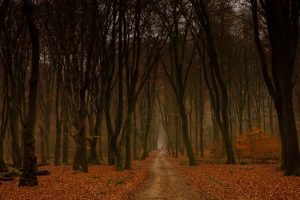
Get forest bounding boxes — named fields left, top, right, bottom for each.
left=0, top=0, right=300, bottom=199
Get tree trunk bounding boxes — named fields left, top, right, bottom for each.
left=40, top=128, right=47, bottom=164
left=96, top=111, right=103, bottom=161
left=62, top=120, right=69, bottom=164
left=54, top=120, right=62, bottom=165
left=133, top=110, right=138, bottom=160
left=105, top=102, right=116, bottom=165
left=268, top=98, right=274, bottom=135
left=0, top=140, right=7, bottom=172
left=199, top=99, right=204, bottom=157
left=9, top=107, right=22, bottom=168
left=0, top=159, right=7, bottom=173
left=0, top=0, right=9, bottom=172
left=175, top=117, right=179, bottom=158
left=124, top=104, right=134, bottom=169
left=87, top=109, right=99, bottom=165
left=195, top=96, right=199, bottom=156
left=250, top=0, right=300, bottom=175
left=19, top=0, right=39, bottom=186
left=72, top=88, right=88, bottom=172
left=141, top=139, right=148, bottom=160
left=124, top=115, right=132, bottom=169
left=98, top=133, right=103, bottom=162
left=54, top=65, right=62, bottom=165
left=199, top=75, right=205, bottom=157
left=192, top=0, right=235, bottom=164
left=220, top=95, right=235, bottom=164
left=178, top=98, right=197, bottom=166
left=44, top=110, right=51, bottom=162
left=107, top=135, right=115, bottom=165
left=111, top=134, right=122, bottom=169
left=88, top=138, right=99, bottom=165
left=72, top=0, right=98, bottom=172
left=274, top=56, right=300, bottom=175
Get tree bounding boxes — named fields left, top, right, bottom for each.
left=190, top=0, right=235, bottom=163
left=123, top=0, right=143, bottom=170
left=0, top=0, right=28, bottom=169
left=45, top=0, right=100, bottom=172
left=103, top=0, right=124, bottom=169
left=251, top=0, right=300, bottom=175
left=122, top=0, right=167, bottom=169
left=138, top=71, right=158, bottom=160
left=38, top=0, right=64, bottom=166
left=39, top=50, right=55, bottom=165
left=160, top=0, right=197, bottom=166
left=72, top=0, right=98, bottom=172
left=0, top=0, right=9, bottom=172
left=157, top=82, right=179, bottom=157
left=19, top=0, right=39, bottom=186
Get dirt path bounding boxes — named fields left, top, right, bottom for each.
left=133, top=151, right=194, bottom=200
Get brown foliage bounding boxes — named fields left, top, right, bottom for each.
left=0, top=155, right=154, bottom=200
left=234, top=128, right=280, bottom=162
left=173, top=157, right=300, bottom=200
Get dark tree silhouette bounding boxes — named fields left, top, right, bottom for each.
left=251, top=0, right=300, bottom=175
left=19, top=0, right=39, bottom=186
left=190, top=0, right=235, bottom=164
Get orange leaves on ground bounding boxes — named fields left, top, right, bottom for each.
left=0, top=155, right=154, bottom=200
left=173, top=158, right=300, bottom=200
left=234, top=128, right=280, bottom=162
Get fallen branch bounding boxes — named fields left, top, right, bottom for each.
left=0, top=176, right=13, bottom=181
left=0, top=169, right=50, bottom=179
left=37, top=170, right=50, bottom=176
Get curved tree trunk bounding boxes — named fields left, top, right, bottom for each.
left=250, top=0, right=300, bottom=175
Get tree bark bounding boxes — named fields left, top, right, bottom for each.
left=0, top=139, right=7, bottom=172
left=124, top=111, right=133, bottom=169
left=251, top=0, right=300, bottom=175
left=62, top=119, right=69, bottom=164
left=9, top=106, right=22, bottom=168
left=54, top=69, right=62, bottom=165
left=88, top=138, right=99, bottom=165
left=178, top=98, right=197, bottom=165
left=19, top=0, right=39, bottom=186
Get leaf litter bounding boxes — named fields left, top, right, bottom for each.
left=171, top=156, right=300, bottom=200
left=0, top=154, right=154, bottom=200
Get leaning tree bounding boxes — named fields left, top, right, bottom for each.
left=251, top=0, right=300, bottom=175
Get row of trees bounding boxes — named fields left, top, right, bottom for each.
left=0, top=0, right=299, bottom=186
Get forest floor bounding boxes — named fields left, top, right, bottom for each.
left=170, top=156, right=300, bottom=200
left=1, top=153, right=300, bottom=200
left=0, top=154, right=154, bottom=200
